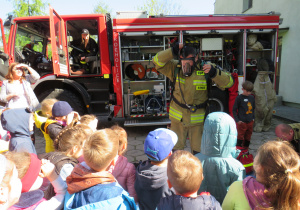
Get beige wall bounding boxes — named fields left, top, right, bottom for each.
left=215, top=0, right=300, bottom=105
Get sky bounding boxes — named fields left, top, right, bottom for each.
left=0, top=0, right=215, bottom=22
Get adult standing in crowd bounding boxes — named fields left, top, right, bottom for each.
left=0, top=63, right=40, bottom=111
left=275, top=123, right=300, bottom=154
left=153, top=43, right=233, bottom=154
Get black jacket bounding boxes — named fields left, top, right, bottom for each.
left=157, top=194, right=222, bottom=210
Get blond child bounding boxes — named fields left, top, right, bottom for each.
left=111, top=125, right=138, bottom=202
left=5, top=152, right=67, bottom=209
left=34, top=98, right=58, bottom=153
left=40, top=126, right=90, bottom=199
left=157, top=150, right=221, bottom=209
left=64, top=129, right=137, bottom=209
left=135, top=128, right=177, bottom=210
left=78, top=114, right=98, bottom=132
left=0, top=154, right=22, bottom=209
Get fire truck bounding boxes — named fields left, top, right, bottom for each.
left=0, top=7, right=280, bottom=126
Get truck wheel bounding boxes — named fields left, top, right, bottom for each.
left=38, top=89, right=85, bottom=115
left=206, top=87, right=228, bottom=114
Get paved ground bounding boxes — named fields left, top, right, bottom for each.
left=35, top=115, right=294, bottom=161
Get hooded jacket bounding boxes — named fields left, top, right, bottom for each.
left=157, top=194, right=222, bottom=210
left=1, top=108, right=36, bottom=154
left=195, top=112, right=245, bottom=203
left=112, top=155, right=138, bottom=202
left=135, top=160, right=175, bottom=210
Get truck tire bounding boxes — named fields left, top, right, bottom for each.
left=37, top=89, right=85, bottom=115
left=206, top=87, right=228, bottom=114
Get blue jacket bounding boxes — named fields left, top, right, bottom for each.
left=64, top=182, right=137, bottom=210
left=195, top=112, right=245, bottom=204
left=157, top=194, right=222, bottom=210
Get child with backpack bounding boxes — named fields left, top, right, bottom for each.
left=34, top=98, right=58, bottom=153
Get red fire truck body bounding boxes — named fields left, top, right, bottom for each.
left=0, top=7, right=280, bottom=126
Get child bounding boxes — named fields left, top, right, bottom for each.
left=222, top=141, right=300, bottom=210
left=195, top=112, right=245, bottom=203
left=64, top=129, right=137, bottom=209
left=135, top=128, right=177, bottom=210
left=78, top=114, right=98, bottom=131
left=111, top=125, right=138, bottom=202
left=157, top=150, right=221, bottom=209
left=1, top=108, right=36, bottom=154
left=40, top=126, right=89, bottom=199
left=45, top=101, right=79, bottom=141
left=232, top=80, right=255, bottom=148
left=5, top=152, right=67, bottom=209
left=0, top=154, right=22, bottom=209
left=34, top=98, right=58, bottom=153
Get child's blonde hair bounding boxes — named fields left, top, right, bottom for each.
left=53, top=127, right=89, bottom=158
left=83, top=128, right=119, bottom=171
left=5, top=152, right=30, bottom=179
left=256, top=141, right=300, bottom=209
left=167, top=150, right=203, bottom=196
left=75, top=124, right=93, bottom=136
left=41, top=99, right=58, bottom=117
left=79, top=114, right=97, bottom=125
left=111, top=125, right=127, bottom=155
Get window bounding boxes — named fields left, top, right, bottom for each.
left=243, top=0, right=253, bottom=12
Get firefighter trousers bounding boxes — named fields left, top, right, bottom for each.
left=170, top=120, right=203, bottom=153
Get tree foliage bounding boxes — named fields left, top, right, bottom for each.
left=9, top=0, right=47, bottom=17
left=93, top=1, right=112, bottom=14
left=137, top=0, right=184, bottom=16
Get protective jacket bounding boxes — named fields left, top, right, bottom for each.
left=34, top=111, right=55, bottom=153
left=195, top=112, right=245, bottom=203
left=153, top=48, right=233, bottom=126
left=253, top=71, right=277, bottom=132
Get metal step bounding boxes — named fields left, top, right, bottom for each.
left=124, top=117, right=171, bottom=127
left=90, top=100, right=108, bottom=104
left=87, top=89, right=109, bottom=93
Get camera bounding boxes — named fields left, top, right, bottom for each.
left=17, top=67, right=27, bottom=71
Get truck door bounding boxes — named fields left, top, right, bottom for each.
left=0, top=18, right=9, bottom=80
left=49, top=6, right=69, bottom=76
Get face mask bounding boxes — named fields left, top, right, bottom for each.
left=180, top=58, right=195, bottom=77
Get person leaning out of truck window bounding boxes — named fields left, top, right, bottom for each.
left=0, top=63, right=40, bottom=110
left=70, top=29, right=98, bottom=75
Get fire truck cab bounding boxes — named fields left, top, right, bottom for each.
left=0, top=8, right=280, bottom=126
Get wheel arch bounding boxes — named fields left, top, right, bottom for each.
left=33, top=79, right=91, bottom=113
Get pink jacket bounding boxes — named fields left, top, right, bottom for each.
left=112, top=155, right=138, bottom=202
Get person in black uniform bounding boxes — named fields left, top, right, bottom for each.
left=70, top=29, right=98, bottom=75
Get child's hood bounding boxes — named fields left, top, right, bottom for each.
left=200, top=112, right=238, bottom=158
left=135, top=160, right=168, bottom=190
left=1, top=108, right=31, bottom=137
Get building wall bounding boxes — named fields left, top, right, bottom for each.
left=215, top=0, right=300, bottom=105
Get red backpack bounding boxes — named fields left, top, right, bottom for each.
left=236, top=147, right=254, bottom=174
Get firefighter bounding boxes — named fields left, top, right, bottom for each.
left=275, top=123, right=300, bottom=154
left=153, top=43, right=233, bottom=154
left=70, top=29, right=98, bottom=75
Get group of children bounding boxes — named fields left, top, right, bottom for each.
left=0, top=84, right=299, bottom=209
